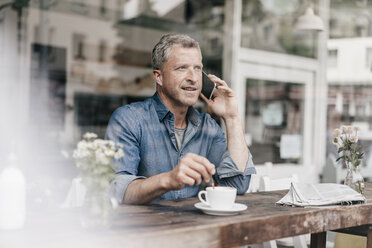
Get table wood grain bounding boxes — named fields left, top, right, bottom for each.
left=1, top=183, right=371, bottom=248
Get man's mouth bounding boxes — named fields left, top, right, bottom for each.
left=181, top=86, right=197, bottom=91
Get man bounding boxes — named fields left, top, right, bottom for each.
left=105, top=34, right=255, bottom=204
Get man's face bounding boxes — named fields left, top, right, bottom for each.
left=154, top=46, right=203, bottom=109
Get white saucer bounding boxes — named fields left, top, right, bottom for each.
left=194, top=202, right=247, bottom=216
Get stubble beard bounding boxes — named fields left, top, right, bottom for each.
left=158, top=85, right=198, bottom=109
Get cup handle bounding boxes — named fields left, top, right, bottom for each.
left=198, top=190, right=209, bottom=205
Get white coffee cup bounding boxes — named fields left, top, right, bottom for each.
left=198, top=186, right=237, bottom=210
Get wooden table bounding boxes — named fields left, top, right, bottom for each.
left=1, top=183, right=372, bottom=248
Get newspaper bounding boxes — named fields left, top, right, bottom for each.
left=276, top=182, right=365, bottom=207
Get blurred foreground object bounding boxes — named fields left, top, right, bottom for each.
left=72, top=133, right=123, bottom=228
left=0, top=152, right=26, bottom=230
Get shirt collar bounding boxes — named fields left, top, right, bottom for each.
left=152, top=92, right=201, bottom=126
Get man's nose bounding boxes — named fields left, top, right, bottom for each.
left=186, top=69, right=200, bottom=83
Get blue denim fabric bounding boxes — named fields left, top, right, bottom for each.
left=105, top=93, right=256, bottom=203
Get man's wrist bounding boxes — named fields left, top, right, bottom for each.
left=159, top=172, right=174, bottom=191
left=222, top=114, right=241, bottom=124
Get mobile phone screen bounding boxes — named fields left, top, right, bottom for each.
left=201, top=71, right=216, bottom=99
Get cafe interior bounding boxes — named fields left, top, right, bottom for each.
left=1, top=0, right=372, bottom=247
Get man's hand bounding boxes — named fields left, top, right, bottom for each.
left=200, top=74, right=249, bottom=173
left=123, top=153, right=215, bottom=204
left=166, top=153, right=216, bottom=190
left=200, top=74, right=238, bottom=120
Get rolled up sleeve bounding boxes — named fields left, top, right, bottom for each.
left=110, top=174, right=146, bottom=205
left=217, top=150, right=256, bottom=178
left=105, top=106, right=144, bottom=204
left=215, top=151, right=256, bottom=194
left=207, top=122, right=256, bottom=195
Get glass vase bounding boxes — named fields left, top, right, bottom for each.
left=80, top=190, right=113, bottom=229
left=344, top=162, right=365, bottom=194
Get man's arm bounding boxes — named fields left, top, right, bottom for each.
left=123, top=153, right=215, bottom=204
left=200, top=74, right=249, bottom=172
left=122, top=173, right=171, bottom=204
left=223, top=115, right=249, bottom=171
left=106, top=106, right=216, bottom=205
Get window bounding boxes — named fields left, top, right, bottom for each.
left=245, top=79, right=305, bottom=164
left=98, top=40, right=106, bottom=62
left=366, top=48, right=372, bottom=70
left=328, top=49, right=338, bottom=68
left=72, top=33, right=85, bottom=60
left=100, top=0, right=106, bottom=15
left=241, top=0, right=317, bottom=58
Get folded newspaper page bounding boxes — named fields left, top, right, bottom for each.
left=276, top=183, right=365, bottom=207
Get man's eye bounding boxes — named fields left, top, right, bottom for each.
left=177, top=66, right=186, bottom=70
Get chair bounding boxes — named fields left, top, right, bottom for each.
left=246, top=174, right=309, bottom=248
left=334, top=233, right=366, bottom=248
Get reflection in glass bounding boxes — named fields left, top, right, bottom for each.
left=327, top=1, right=372, bottom=170
left=241, top=0, right=317, bottom=58
left=330, top=0, right=372, bottom=39
left=0, top=0, right=230, bottom=206
left=245, top=79, right=304, bottom=164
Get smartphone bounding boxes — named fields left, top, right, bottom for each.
left=201, top=71, right=216, bottom=100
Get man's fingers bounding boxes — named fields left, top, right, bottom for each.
left=173, top=153, right=216, bottom=187
left=208, top=74, right=228, bottom=87
left=178, top=171, right=196, bottom=186
left=214, top=85, right=230, bottom=91
left=182, top=166, right=202, bottom=185
left=199, top=92, right=211, bottom=104
left=185, top=153, right=215, bottom=175
left=182, top=158, right=211, bottom=183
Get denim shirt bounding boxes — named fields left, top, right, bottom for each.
left=105, top=93, right=256, bottom=204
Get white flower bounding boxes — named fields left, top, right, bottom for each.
left=332, top=137, right=339, bottom=146
left=333, top=128, right=341, bottom=137
left=73, top=136, right=123, bottom=196
left=83, top=132, right=98, bottom=140
left=104, top=149, right=115, bottom=157
left=341, top=125, right=348, bottom=134
left=73, top=143, right=90, bottom=159
left=349, top=135, right=358, bottom=143
left=333, top=125, right=364, bottom=171
left=108, top=140, right=115, bottom=147
left=95, top=150, right=110, bottom=164
left=346, top=126, right=354, bottom=134
left=93, top=139, right=105, bottom=147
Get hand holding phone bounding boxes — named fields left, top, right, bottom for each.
left=201, top=71, right=216, bottom=100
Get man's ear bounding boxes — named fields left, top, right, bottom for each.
left=153, top=70, right=163, bottom=86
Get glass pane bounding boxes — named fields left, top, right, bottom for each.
left=0, top=0, right=226, bottom=207
left=241, top=0, right=318, bottom=58
left=327, top=0, right=372, bottom=170
left=245, top=79, right=305, bottom=164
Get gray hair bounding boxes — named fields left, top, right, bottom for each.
left=152, top=33, right=201, bottom=70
